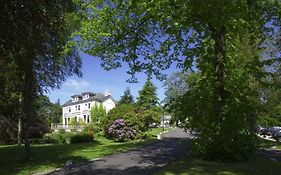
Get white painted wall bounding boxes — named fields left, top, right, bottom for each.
left=62, top=98, right=115, bottom=126
left=103, top=98, right=116, bottom=112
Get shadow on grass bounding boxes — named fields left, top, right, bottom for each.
left=49, top=138, right=192, bottom=175
left=154, top=138, right=281, bottom=175
left=0, top=138, right=137, bottom=175
left=155, top=155, right=281, bottom=175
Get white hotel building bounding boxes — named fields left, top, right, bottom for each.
left=61, top=91, right=117, bottom=126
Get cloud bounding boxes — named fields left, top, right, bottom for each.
left=63, top=79, right=90, bottom=89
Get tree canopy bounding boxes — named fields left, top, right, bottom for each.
left=0, top=0, right=82, bottom=159
left=74, top=0, right=281, bottom=161
left=136, top=80, right=159, bottom=109
left=118, top=88, right=135, bottom=105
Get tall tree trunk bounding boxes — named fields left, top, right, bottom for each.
left=211, top=26, right=228, bottom=122
left=22, top=58, right=34, bottom=160
left=17, top=117, right=21, bottom=145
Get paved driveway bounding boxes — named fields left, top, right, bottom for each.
left=47, top=128, right=192, bottom=175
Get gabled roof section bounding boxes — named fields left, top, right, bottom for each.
left=81, top=92, right=95, bottom=96
left=71, top=94, right=82, bottom=98
left=102, top=95, right=118, bottom=104
left=62, top=92, right=117, bottom=107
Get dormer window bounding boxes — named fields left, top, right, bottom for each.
left=71, top=95, right=82, bottom=102
left=83, top=94, right=89, bottom=100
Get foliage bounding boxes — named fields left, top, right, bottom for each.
left=69, top=133, right=94, bottom=144
left=108, top=119, right=137, bottom=142
left=178, top=38, right=261, bottom=160
left=0, top=0, right=82, bottom=159
left=257, top=115, right=281, bottom=127
left=83, top=124, right=95, bottom=136
left=44, top=130, right=71, bottom=144
left=136, top=80, right=159, bottom=109
left=74, top=1, right=281, bottom=160
left=135, top=132, right=153, bottom=140
left=0, top=135, right=153, bottom=175
left=163, top=72, right=198, bottom=125
left=163, top=72, right=189, bottom=106
left=118, top=87, right=135, bottom=105
left=44, top=130, right=94, bottom=144
left=69, top=117, right=78, bottom=126
left=0, top=115, right=18, bottom=144
left=136, top=108, right=161, bottom=132
left=155, top=154, right=281, bottom=175
left=105, top=81, right=161, bottom=135
left=258, top=84, right=281, bottom=125
left=104, top=103, right=136, bottom=134
left=91, top=103, right=107, bottom=135
left=36, top=95, right=62, bottom=125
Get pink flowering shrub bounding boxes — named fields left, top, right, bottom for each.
left=108, top=119, right=137, bottom=142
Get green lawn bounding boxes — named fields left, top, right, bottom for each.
left=0, top=128, right=165, bottom=175
left=155, top=156, right=281, bottom=175
left=155, top=138, right=281, bottom=175
left=147, top=127, right=171, bottom=136
left=257, top=137, right=281, bottom=150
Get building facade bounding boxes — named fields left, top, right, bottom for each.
left=61, top=91, right=116, bottom=127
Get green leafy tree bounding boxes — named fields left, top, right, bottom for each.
left=91, top=103, right=107, bottom=134
left=164, top=72, right=199, bottom=126
left=36, top=95, right=62, bottom=125
left=103, top=104, right=136, bottom=135
left=118, top=88, right=134, bottom=105
left=135, top=81, right=160, bottom=131
left=0, top=1, right=81, bottom=159
left=136, top=80, right=159, bottom=109
left=73, top=0, right=281, bottom=160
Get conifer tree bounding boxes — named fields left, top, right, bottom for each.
left=136, top=81, right=159, bottom=109
left=119, top=88, right=134, bottom=105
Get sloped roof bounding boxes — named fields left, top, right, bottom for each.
left=62, top=92, right=116, bottom=107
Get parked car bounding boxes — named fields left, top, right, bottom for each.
left=256, top=126, right=266, bottom=134
left=259, top=127, right=270, bottom=136
left=149, top=123, right=158, bottom=128
left=268, top=126, right=281, bottom=137
left=273, top=130, right=281, bottom=142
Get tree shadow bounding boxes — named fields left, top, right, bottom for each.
left=47, top=138, right=193, bottom=175
left=0, top=138, right=130, bottom=175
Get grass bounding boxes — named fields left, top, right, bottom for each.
left=147, top=127, right=171, bottom=136
left=0, top=128, right=165, bottom=175
left=154, top=156, right=281, bottom=175
left=257, top=137, right=281, bottom=149
left=155, top=138, right=281, bottom=175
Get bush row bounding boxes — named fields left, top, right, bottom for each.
left=32, top=130, right=94, bottom=144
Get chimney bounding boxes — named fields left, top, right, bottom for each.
left=104, top=89, right=111, bottom=96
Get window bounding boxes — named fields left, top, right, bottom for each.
left=64, top=118, right=67, bottom=125
left=87, top=115, right=90, bottom=123
left=69, top=107, right=71, bottom=112
left=84, top=115, right=86, bottom=122
left=88, top=103, right=91, bottom=109
left=75, top=105, right=77, bottom=111
left=74, top=116, right=77, bottom=122
left=78, top=105, right=80, bottom=111
left=85, top=103, right=87, bottom=107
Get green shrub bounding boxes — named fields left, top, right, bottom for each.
left=135, top=132, right=152, bottom=140
left=108, top=119, right=136, bottom=142
left=31, top=138, right=46, bottom=144
left=44, top=130, right=71, bottom=144
left=69, top=133, right=94, bottom=143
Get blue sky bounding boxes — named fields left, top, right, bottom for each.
left=46, top=53, right=180, bottom=104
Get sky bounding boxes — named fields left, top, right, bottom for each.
left=46, top=53, right=180, bottom=104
